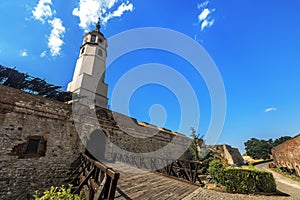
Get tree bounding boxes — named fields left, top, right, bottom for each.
left=244, top=136, right=293, bottom=160
left=273, top=136, right=292, bottom=147
left=189, top=128, right=204, bottom=161
left=244, top=138, right=273, bottom=160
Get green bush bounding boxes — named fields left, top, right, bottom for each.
left=33, top=185, right=82, bottom=200
left=207, top=159, right=226, bottom=184
left=223, top=168, right=276, bottom=194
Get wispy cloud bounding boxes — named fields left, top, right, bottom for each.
left=72, top=0, right=134, bottom=31
left=40, top=50, right=47, bottom=58
left=197, top=1, right=209, bottom=9
left=20, top=49, right=28, bottom=57
left=48, top=18, right=65, bottom=57
left=197, top=1, right=216, bottom=31
left=201, top=18, right=215, bottom=31
left=102, top=1, right=134, bottom=24
left=264, top=107, right=277, bottom=113
left=32, top=0, right=55, bottom=23
left=31, top=0, right=65, bottom=57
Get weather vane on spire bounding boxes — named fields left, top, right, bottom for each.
left=96, top=18, right=101, bottom=32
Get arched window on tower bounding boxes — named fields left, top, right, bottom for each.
left=91, top=35, right=96, bottom=43
left=98, top=37, right=103, bottom=44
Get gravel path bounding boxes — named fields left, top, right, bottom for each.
left=184, top=163, right=300, bottom=200
left=255, top=163, right=300, bottom=199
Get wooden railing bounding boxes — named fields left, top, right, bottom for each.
left=66, top=153, right=120, bottom=200
left=113, top=153, right=204, bottom=186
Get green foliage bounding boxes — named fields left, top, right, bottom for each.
left=244, top=138, right=273, bottom=160
left=223, top=168, right=276, bottom=194
left=244, top=136, right=292, bottom=160
left=208, top=159, right=226, bottom=184
left=33, top=185, right=82, bottom=200
left=248, top=163, right=255, bottom=170
left=273, top=136, right=292, bottom=147
left=189, top=128, right=204, bottom=161
left=207, top=159, right=277, bottom=194
left=198, top=154, right=214, bottom=174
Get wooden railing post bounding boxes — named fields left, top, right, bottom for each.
left=66, top=153, right=120, bottom=199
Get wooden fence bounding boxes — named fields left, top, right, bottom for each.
left=113, top=153, right=204, bottom=186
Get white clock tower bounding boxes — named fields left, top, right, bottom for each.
left=67, top=19, right=108, bottom=108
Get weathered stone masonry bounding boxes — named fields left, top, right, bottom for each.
left=0, top=84, right=246, bottom=199
left=0, top=85, right=191, bottom=199
left=0, top=85, right=85, bottom=200
left=271, top=134, right=300, bottom=176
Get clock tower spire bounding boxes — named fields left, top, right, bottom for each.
left=67, top=19, right=108, bottom=108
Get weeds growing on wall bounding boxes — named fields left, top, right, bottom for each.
left=33, top=185, right=82, bottom=200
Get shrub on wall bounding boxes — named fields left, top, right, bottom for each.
left=33, top=185, right=82, bottom=200
left=223, top=168, right=276, bottom=194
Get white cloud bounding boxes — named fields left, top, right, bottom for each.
left=264, top=107, right=277, bottom=113
left=48, top=18, right=65, bottom=57
left=102, top=1, right=133, bottom=24
left=72, top=0, right=134, bottom=31
left=32, top=0, right=54, bottom=23
left=197, top=2, right=216, bottom=32
left=201, top=19, right=215, bottom=31
left=40, top=50, right=47, bottom=58
left=20, top=50, right=28, bottom=57
left=197, top=1, right=209, bottom=9
left=198, top=8, right=211, bottom=22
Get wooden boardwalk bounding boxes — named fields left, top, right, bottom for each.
left=106, top=162, right=200, bottom=200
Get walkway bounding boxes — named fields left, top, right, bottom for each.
left=106, top=161, right=200, bottom=200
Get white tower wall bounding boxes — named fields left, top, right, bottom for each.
left=67, top=22, right=108, bottom=108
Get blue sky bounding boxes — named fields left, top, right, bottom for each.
left=1, top=0, right=300, bottom=153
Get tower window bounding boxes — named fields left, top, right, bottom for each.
left=98, top=49, right=103, bottom=57
left=98, top=37, right=103, bottom=44
left=25, top=139, right=40, bottom=154
left=81, top=47, right=85, bottom=55
left=91, top=35, right=96, bottom=42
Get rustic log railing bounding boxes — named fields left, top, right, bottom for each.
left=66, top=153, right=120, bottom=200
left=113, top=153, right=204, bottom=186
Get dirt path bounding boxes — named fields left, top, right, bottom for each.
left=255, top=162, right=300, bottom=199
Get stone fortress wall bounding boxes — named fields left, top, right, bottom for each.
left=212, top=144, right=245, bottom=166
left=0, top=85, right=190, bottom=199
left=0, top=85, right=85, bottom=199
left=0, top=85, right=244, bottom=199
left=271, top=134, right=300, bottom=176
